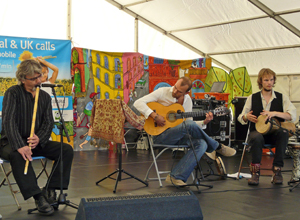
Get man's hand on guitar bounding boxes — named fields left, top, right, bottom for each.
left=154, top=114, right=166, bottom=127
left=203, top=112, right=213, bottom=125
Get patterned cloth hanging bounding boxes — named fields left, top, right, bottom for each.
left=90, top=99, right=145, bottom=144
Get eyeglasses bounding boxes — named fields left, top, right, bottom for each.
left=25, top=73, right=42, bottom=81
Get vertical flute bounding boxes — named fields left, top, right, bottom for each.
left=24, top=86, right=40, bottom=175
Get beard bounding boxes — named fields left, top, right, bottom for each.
left=263, top=87, right=272, bottom=92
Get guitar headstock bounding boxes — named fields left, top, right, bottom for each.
left=214, top=106, right=230, bottom=116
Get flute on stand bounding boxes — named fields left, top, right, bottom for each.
left=24, top=86, right=40, bottom=175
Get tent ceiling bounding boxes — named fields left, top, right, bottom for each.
left=107, top=0, right=300, bottom=75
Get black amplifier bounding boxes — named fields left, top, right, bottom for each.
left=205, top=115, right=231, bottom=146
left=192, top=99, right=231, bottom=146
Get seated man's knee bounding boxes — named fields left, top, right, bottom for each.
left=184, top=120, right=197, bottom=128
left=63, top=144, right=74, bottom=158
left=195, top=139, right=208, bottom=151
left=249, top=131, right=264, bottom=144
left=278, top=129, right=289, bottom=139
left=9, top=150, right=24, bottom=162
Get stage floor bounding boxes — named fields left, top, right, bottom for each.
left=0, top=147, right=299, bottom=220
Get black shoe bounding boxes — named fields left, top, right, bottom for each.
left=35, top=195, right=54, bottom=215
left=42, top=187, right=58, bottom=209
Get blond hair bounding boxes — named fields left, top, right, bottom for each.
left=257, top=68, right=276, bottom=89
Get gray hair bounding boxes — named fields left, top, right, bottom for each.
left=16, top=59, right=43, bottom=85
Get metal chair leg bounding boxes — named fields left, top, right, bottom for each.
left=0, top=157, right=48, bottom=210
left=0, top=163, right=21, bottom=210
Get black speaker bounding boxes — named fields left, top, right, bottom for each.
left=75, top=191, right=203, bottom=220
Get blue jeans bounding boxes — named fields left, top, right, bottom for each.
left=153, top=120, right=219, bottom=182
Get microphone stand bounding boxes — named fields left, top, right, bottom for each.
left=28, top=86, right=78, bottom=214
left=50, top=87, right=78, bottom=209
left=177, top=111, right=213, bottom=193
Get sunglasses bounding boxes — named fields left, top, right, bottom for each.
left=25, top=73, right=42, bottom=81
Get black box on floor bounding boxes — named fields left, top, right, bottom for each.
left=75, top=191, right=203, bottom=220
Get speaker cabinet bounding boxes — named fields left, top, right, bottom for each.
left=193, top=99, right=231, bottom=146
left=75, top=191, right=203, bottom=220
left=204, top=115, right=231, bottom=146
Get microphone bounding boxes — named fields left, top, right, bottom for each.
left=265, top=118, right=269, bottom=124
left=265, top=117, right=273, bottom=124
left=41, top=84, right=63, bottom=88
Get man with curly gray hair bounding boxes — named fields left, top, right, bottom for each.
left=0, top=59, right=73, bottom=215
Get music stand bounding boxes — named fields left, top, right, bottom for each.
left=96, top=142, right=148, bottom=193
left=94, top=100, right=148, bottom=193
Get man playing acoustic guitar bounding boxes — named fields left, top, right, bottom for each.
left=238, top=68, right=296, bottom=185
left=134, top=76, right=236, bottom=186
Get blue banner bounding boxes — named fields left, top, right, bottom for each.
left=0, top=36, right=73, bottom=144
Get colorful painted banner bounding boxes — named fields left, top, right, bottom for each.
left=71, top=47, right=212, bottom=151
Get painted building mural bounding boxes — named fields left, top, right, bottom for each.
left=71, top=48, right=217, bottom=151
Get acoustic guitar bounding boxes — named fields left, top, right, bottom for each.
left=144, top=102, right=230, bottom=136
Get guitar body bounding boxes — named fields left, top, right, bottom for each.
left=144, top=102, right=185, bottom=136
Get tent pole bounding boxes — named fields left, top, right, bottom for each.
left=134, top=18, right=138, bottom=52
left=67, top=0, right=72, bottom=40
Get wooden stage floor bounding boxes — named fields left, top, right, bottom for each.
left=0, top=148, right=299, bottom=220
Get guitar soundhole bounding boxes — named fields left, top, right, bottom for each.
left=167, top=111, right=177, bottom=122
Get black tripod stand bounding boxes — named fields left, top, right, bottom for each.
left=28, top=87, right=78, bottom=214
left=96, top=142, right=148, bottom=193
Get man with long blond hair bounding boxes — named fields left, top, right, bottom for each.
left=238, top=68, right=296, bottom=185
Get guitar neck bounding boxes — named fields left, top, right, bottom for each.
left=176, top=109, right=215, bottom=119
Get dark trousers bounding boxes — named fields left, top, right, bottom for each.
left=0, top=141, right=73, bottom=200
left=248, top=128, right=289, bottom=167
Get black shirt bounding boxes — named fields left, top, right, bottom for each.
left=1, top=85, right=54, bottom=151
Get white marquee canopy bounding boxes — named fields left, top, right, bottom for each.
left=1, top=0, right=300, bottom=76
